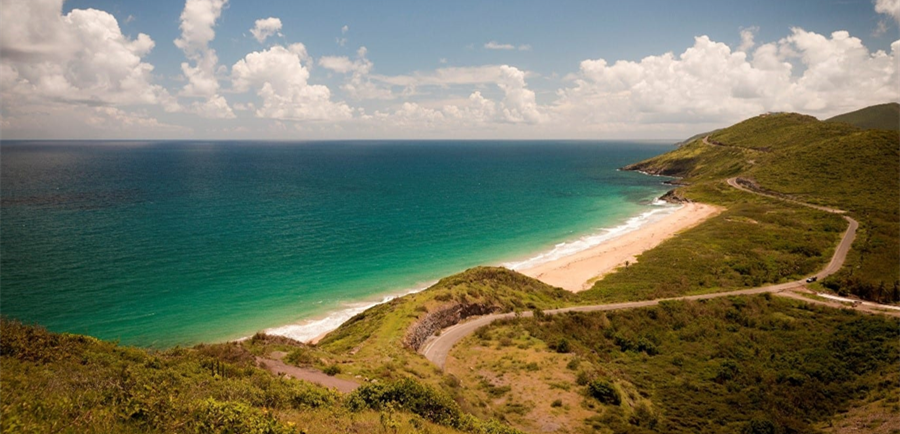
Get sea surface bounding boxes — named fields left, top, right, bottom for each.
left=1, top=140, right=674, bottom=347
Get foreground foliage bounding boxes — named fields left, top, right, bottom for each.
left=449, top=295, right=900, bottom=433
left=0, top=319, right=521, bottom=434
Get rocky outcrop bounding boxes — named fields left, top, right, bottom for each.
left=404, top=303, right=497, bottom=351
left=659, top=189, right=690, bottom=204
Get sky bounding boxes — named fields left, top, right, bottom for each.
left=1, top=0, right=898, bottom=140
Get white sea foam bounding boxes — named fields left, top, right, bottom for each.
left=259, top=284, right=433, bottom=343
left=503, top=200, right=680, bottom=271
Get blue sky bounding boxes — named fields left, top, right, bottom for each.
left=2, top=0, right=898, bottom=139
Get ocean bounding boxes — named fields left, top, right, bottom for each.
left=0, top=140, right=674, bottom=347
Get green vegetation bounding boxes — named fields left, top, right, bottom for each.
left=0, top=319, right=519, bottom=434
left=618, top=109, right=899, bottom=303
left=4, top=106, right=898, bottom=433
left=826, top=102, right=899, bottom=131
left=316, top=267, right=571, bottom=385
left=581, top=185, right=846, bottom=302
left=452, top=295, right=899, bottom=433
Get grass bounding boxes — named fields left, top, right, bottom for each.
left=826, top=102, right=900, bottom=131
left=0, top=318, right=522, bottom=434
left=448, top=295, right=900, bottom=433
left=579, top=182, right=846, bottom=303
left=313, top=267, right=572, bottom=389
left=620, top=111, right=899, bottom=303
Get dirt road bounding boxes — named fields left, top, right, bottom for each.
left=420, top=176, right=870, bottom=369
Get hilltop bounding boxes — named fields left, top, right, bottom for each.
left=826, top=102, right=899, bottom=131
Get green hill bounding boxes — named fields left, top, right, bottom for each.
left=617, top=109, right=899, bottom=303
left=826, top=102, right=899, bottom=131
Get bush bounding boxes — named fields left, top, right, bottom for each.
left=322, top=364, right=341, bottom=376
left=348, top=378, right=462, bottom=427
left=550, top=399, right=563, bottom=408
left=554, top=338, right=570, bottom=353
left=190, top=398, right=296, bottom=434
left=742, top=417, right=777, bottom=434
left=283, top=348, right=317, bottom=366
left=587, top=380, right=621, bottom=405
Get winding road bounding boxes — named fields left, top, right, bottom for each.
left=420, top=174, right=872, bottom=369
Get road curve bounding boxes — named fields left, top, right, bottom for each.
left=420, top=176, right=860, bottom=369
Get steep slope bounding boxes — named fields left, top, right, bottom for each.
left=826, top=102, right=899, bottom=131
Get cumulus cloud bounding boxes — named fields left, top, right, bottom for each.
left=250, top=17, right=282, bottom=43
left=553, top=29, right=898, bottom=134
left=232, top=44, right=353, bottom=121
left=174, top=0, right=233, bottom=118
left=875, top=0, right=900, bottom=24
left=0, top=0, right=177, bottom=116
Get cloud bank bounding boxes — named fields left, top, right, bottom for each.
left=0, top=0, right=897, bottom=139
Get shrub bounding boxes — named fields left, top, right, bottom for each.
left=284, top=348, right=316, bottom=366
left=576, top=370, right=591, bottom=386
left=190, top=398, right=296, bottom=434
left=551, top=399, right=563, bottom=408
left=742, top=417, right=777, bottom=434
left=322, top=364, right=341, bottom=376
left=348, top=378, right=462, bottom=427
left=587, top=380, right=621, bottom=405
left=554, top=338, right=570, bottom=353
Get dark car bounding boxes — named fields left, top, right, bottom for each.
left=805, top=276, right=817, bottom=283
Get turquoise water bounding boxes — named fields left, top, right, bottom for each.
left=1, top=141, right=672, bottom=347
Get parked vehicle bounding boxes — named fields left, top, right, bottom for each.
left=805, top=276, right=817, bottom=283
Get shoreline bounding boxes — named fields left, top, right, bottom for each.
left=519, top=202, right=721, bottom=292
left=259, top=197, right=721, bottom=344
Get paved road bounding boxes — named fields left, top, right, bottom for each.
left=420, top=175, right=862, bottom=369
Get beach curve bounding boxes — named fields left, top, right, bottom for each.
left=518, top=202, right=723, bottom=292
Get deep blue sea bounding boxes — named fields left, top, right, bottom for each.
left=1, top=140, right=673, bottom=347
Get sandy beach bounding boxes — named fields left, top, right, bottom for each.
left=520, top=202, right=722, bottom=292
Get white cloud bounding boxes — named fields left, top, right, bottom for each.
left=367, top=64, right=543, bottom=127
left=375, top=65, right=513, bottom=88
left=319, top=56, right=357, bottom=74
left=0, top=0, right=176, bottom=112
left=190, top=94, right=236, bottom=119
left=232, top=45, right=353, bottom=121
left=738, top=27, right=758, bottom=52
left=485, top=41, right=515, bottom=50
left=875, top=0, right=900, bottom=24
left=552, top=29, right=898, bottom=136
left=250, top=17, right=283, bottom=43
left=342, top=25, right=349, bottom=34
left=483, top=41, right=532, bottom=51
left=319, top=47, right=394, bottom=100
left=174, top=0, right=233, bottom=118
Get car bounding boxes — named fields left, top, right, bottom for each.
left=805, top=276, right=817, bottom=283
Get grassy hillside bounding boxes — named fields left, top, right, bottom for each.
left=448, top=295, right=900, bottom=433
left=616, top=110, right=899, bottom=303
left=314, top=267, right=572, bottom=404
left=826, top=102, right=899, bottom=131
left=0, top=317, right=528, bottom=434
